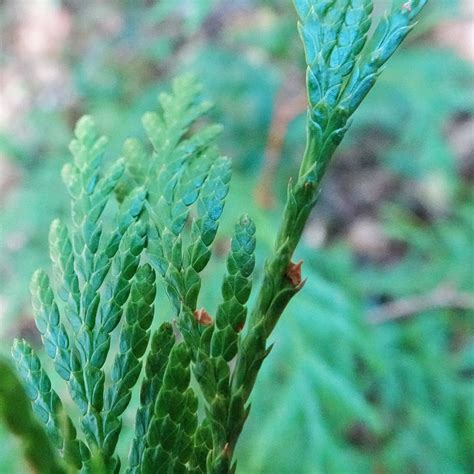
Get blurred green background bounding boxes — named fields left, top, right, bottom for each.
left=1, top=0, right=473, bottom=472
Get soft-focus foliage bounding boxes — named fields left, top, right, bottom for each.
left=0, top=0, right=473, bottom=472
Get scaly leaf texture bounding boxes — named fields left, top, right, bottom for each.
left=237, top=0, right=428, bottom=371
left=190, top=216, right=256, bottom=473
left=31, top=269, right=73, bottom=383
left=49, top=219, right=82, bottom=333
left=0, top=356, right=65, bottom=474
left=137, top=75, right=231, bottom=355
left=72, top=217, right=147, bottom=470
left=17, top=116, right=149, bottom=472
left=297, top=0, right=427, bottom=178
left=142, top=343, right=198, bottom=473
left=102, top=264, right=157, bottom=459
left=339, top=0, right=429, bottom=115
left=63, top=119, right=147, bottom=468
left=127, top=323, right=175, bottom=474
left=210, top=214, right=256, bottom=362
left=188, top=420, right=213, bottom=474
left=123, top=77, right=233, bottom=473
left=48, top=189, right=147, bottom=466
left=227, top=1, right=427, bottom=470
left=11, top=340, right=87, bottom=471
left=62, top=117, right=123, bottom=300
left=9, top=7, right=428, bottom=469
left=178, top=155, right=232, bottom=353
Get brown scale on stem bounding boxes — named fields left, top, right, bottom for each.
left=193, top=308, right=213, bottom=326
left=235, top=322, right=244, bottom=333
left=285, top=260, right=304, bottom=287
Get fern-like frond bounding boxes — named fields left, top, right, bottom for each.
left=11, top=340, right=87, bottom=470
left=296, top=0, right=427, bottom=178
left=140, top=340, right=198, bottom=473
left=0, top=355, right=66, bottom=474
left=127, top=323, right=175, bottom=473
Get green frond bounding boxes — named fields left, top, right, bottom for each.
left=188, top=155, right=232, bottom=275
left=11, top=340, right=86, bottom=470
left=210, top=215, right=256, bottom=361
left=0, top=356, right=65, bottom=474
left=339, top=0, right=428, bottom=115
left=49, top=219, right=81, bottom=332
left=127, top=323, right=175, bottom=473
left=188, top=420, right=213, bottom=474
left=134, top=76, right=232, bottom=360
left=31, top=269, right=72, bottom=381
left=296, top=0, right=427, bottom=178
left=105, top=264, right=157, bottom=418
left=4, top=4, right=432, bottom=471
left=102, top=265, right=158, bottom=463
left=143, top=342, right=198, bottom=472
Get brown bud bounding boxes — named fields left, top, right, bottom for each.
left=235, top=322, right=244, bottom=333
left=286, top=260, right=304, bottom=287
left=193, top=308, right=213, bottom=326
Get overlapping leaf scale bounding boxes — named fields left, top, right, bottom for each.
left=149, top=144, right=218, bottom=250
left=187, top=156, right=232, bottom=275
left=101, top=264, right=156, bottom=460
left=188, top=420, right=213, bottom=474
left=105, top=264, right=156, bottom=415
left=296, top=0, right=372, bottom=131
left=142, top=342, right=198, bottom=473
left=47, top=216, right=147, bottom=469
left=295, top=0, right=427, bottom=183
left=141, top=75, right=219, bottom=217
left=49, top=184, right=146, bottom=335
left=29, top=265, right=91, bottom=420
left=62, top=117, right=124, bottom=295
left=145, top=124, right=222, bottom=210
left=210, top=215, right=256, bottom=361
left=193, top=215, right=257, bottom=454
left=150, top=153, right=232, bottom=352
left=11, top=340, right=87, bottom=470
left=144, top=76, right=214, bottom=160
left=49, top=219, right=81, bottom=332
left=75, top=219, right=147, bottom=459
left=116, top=138, right=148, bottom=200
left=62, top=117, right=146, bottom=324
left=76, top=188, right=145, bottom=331
left=193, top=215, right=256, bottom=471
left=30, top=270, right=72, bottom=382
left=173, top=155, right=232, bottom=353
left=140, top=76, right=231, bottom=359
left=51, top=116, right=148, bottom=469
left=192, top=350, right=232, bottom=472
left=127, top=323, right=175, bottom=474
left=94, top=219, right=148, bottom=349
left=147, top=148, right=218, bottom=311
left=339, top=0, right=428, bottom=114
left=142, top=76, right=224, bottom=320
left=0, top=356, right=66, bottom=474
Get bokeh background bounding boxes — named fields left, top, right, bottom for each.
left=1, top=0, right=473, bottom=472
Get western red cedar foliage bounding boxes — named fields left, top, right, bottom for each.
left=4, top=1, right=427, bottom=472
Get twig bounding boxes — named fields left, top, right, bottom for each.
left=368, top=285, right=474, bottom=324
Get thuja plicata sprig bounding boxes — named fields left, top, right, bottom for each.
left=7, top=1, right=426, bottom=472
